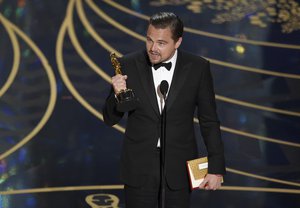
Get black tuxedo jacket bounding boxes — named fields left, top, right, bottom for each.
left=103, top=49, right=225, bottom=189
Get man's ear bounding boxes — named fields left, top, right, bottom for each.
left=175, top=37, right=182, bottom=49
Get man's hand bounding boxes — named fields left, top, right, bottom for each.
left=199, top=174, right=222, bottom=190
left=112, top=74, right=127, bottom=94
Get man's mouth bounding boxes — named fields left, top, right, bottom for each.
left=149, top=52, right=160, bottom=57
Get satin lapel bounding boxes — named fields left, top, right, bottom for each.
left=136, top=52, right=160, bottom=116
left=166, top=51, right=189, bottom=111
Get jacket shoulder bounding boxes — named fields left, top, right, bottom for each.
left=180, top=50, right=209, bottom=65
left=120, top=50, right=147, bottom=62
left=117, top=50, right=149, bottom=74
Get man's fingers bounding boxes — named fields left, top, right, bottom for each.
left=199, top=178, right=208, bottom=189
left=112, top=75, right=127, bottom=93
left=199, top=174, right=223, bottom=190
left=200, top=175, right=219, bottom=189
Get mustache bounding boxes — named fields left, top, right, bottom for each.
left=149, top=50, right=160, bottom=56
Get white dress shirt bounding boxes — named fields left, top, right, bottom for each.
left=152, top=50, right=178, bottom=147
left=152, top=50, right=177, bottom=113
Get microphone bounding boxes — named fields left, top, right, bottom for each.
left=159, top=80, right=169, bottom=208
left=160, top=80, right=169, bottom=99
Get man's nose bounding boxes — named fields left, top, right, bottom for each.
left=150, top=43, right=157, bottom=51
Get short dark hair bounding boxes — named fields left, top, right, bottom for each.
left=149, top=12, right=184, bottom=41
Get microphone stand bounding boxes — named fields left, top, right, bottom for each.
left=160, top=94, right=167, bottom=208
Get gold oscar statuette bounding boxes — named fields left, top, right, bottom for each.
left=110, top=52, right=137, bottom=112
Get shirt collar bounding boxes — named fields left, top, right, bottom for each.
left=164, top=50, right=177, bottom=70
left=152, top=50, right=178, bottom=71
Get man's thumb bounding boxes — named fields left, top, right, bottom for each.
left=199, top=178, right=208, bottom=189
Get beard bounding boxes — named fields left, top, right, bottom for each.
left=147, top=50, right=161, bottom=64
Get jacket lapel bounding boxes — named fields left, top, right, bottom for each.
left=135, top=51, right=160, bottom=116
left=166, top=50, right=189, bottom=111
left=135, top=50, right=189, bottom=115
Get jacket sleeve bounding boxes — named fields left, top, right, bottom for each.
left=102, top=87, right=124, bottom=126
left=197, top=60, right=226, bottom=175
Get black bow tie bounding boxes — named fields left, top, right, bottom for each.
left=153, top=62, right=172, bottom=71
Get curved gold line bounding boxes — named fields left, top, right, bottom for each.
left=83, top=0, right=300, bottom=118
left=74, top=0, right=300, bottom=188
left=193, top=118, right=300, bottom=148
left=85, top=0, right=145, bottom=43
left=87, top=0, right=300, bottom=80
left=0, top=185, right=124, bottom=195
left=86, top=0, right=145, bottom=42
left=1, top=185, right=299, bottom=195
left=73, top=0, right=115, bottom=81
left=102, top=0, right=300, bottom=50
left=207, top=57, right=300, bottom=79
left=216, top=95, right=300, bottom=117
left=219, top=186, right=300, bottom=194
left=221, top=126, right=300, bottom=148
left=0, top=14, right=21, bottom=97
left=77, top=0, right=122, bottom=55
left=227, top=167, right=300, bottom=187
left=0, top=15, right=57, bottom=160
left=56, top=0, right=124, bottom=133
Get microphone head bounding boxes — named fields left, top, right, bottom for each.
left=160, top=80, right=169, bottom=97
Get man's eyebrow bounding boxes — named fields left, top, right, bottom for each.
left=146, top=36, right=168, bottom=43
left=157, top=40, right=168, bottom=43
left=146, top=36, right=152, bottom=40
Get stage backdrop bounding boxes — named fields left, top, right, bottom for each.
left=0, top=0, right=300, bottom=207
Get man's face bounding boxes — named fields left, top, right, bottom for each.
left=146, top=24, right=182, bottom=64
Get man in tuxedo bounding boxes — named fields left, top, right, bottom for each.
left=103, top=12, right=225, bottom=208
